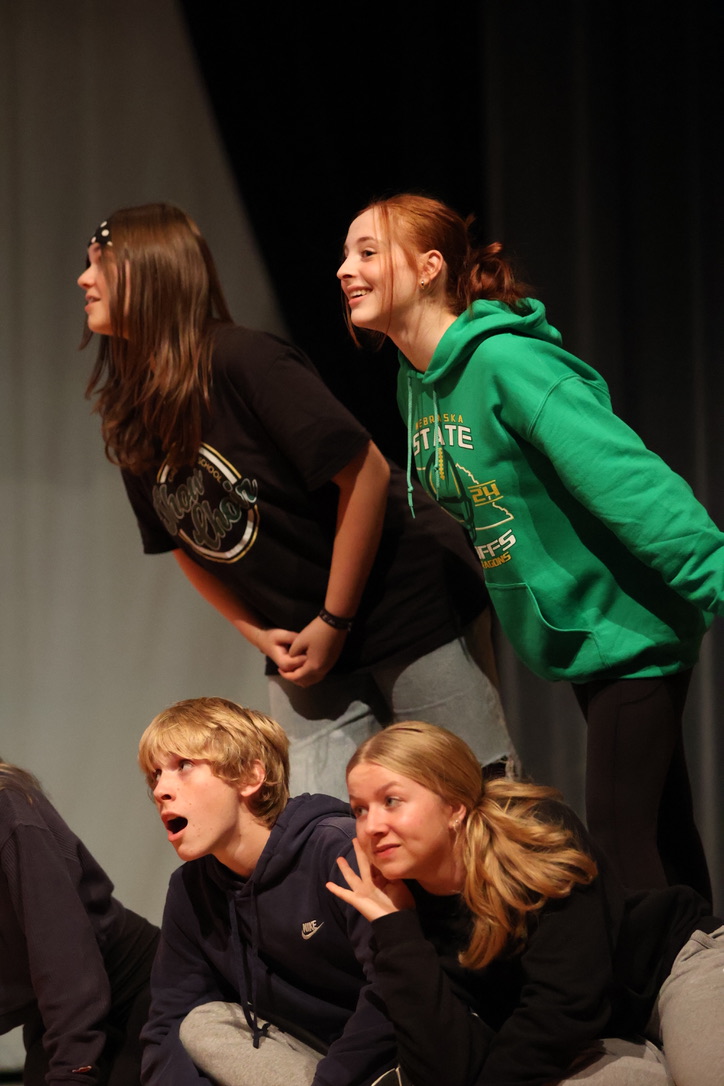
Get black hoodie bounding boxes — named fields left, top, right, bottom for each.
left=366, top=802, right=718, bottom=1086
left=141, top=793, right=397, bottom=1085
left=0, top=784, right=158, bottom=1085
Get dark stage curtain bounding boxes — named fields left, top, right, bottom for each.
left=179, top=0, right=724, bottom=908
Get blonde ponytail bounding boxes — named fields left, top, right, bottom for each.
left=459, top=780, right=597, bottom=969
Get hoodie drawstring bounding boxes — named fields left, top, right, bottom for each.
left=405, top=374, right=416, bottom=518
left=430, top=387, right=442, bottom=492
left=228, top=894, right=270, bottom=1048
left=406, top=372, right=443, bottom=512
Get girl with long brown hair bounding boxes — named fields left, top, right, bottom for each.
left=329, top=721, right=723, bottom=1086
left=78, top=203, right=516, bottom=799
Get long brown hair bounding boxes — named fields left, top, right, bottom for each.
left=343, top=193, right=532, bottom=347
left=83, top=203, right=232, bottom=474
left=347, top=722, right=596, bottom=970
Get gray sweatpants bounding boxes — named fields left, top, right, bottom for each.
left=562, top=924, right=724, bottom=1085
left=180, top=928, right=724, bottom=1086
left=179, top=1001, right=403, bottom=1085
left=269, top=616, right=515, bottom=801
left=180, top=1003, right=320, bottom=1086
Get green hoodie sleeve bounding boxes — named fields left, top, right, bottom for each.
left=525, top=373, right=724, bottom=616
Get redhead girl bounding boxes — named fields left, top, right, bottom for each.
left=77, top=204, right=514, bottom=800
left=337, top=193, right=724, bottom=901
left=328, top=721, right=724, bottom=1086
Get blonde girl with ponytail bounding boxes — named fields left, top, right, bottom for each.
left=328, top=721, right=724, bottom=1086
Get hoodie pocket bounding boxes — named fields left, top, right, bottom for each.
left=486, top=581, right=606, bottom=681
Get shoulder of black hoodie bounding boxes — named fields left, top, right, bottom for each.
left=0, top=787, right=141, bottom=1086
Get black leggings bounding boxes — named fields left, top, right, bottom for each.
left=574, top=669, right=712, bottom=905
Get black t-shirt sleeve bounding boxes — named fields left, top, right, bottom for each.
left=121, top=468, right=177, bottom=554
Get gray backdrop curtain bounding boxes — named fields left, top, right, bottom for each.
left=0, top=0, right=281, bottom=1067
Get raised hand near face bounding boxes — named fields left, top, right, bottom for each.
left=326, top=837, right=415, bottom=922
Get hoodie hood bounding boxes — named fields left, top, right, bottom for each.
left=403, top=298, right=563, bottom=386
left=398, top=299, right=563, bottom=515
left=395, top=295, right=713, bottom=685
left=252, top=792, right=352, bottom=886
left=204, top=792, right=351, bottom=895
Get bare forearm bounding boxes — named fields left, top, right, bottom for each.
left=283, top=441, right=390, bottom=685
left=172, top=550, right=302, bottom=671
left=172, top=550, right=266, bottom=648
left=325, top=440, right=390, bottom=618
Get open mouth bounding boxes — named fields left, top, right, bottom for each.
left=166, top=816, right=188, bottom=835
left=349, top=290, right=371, bottom=303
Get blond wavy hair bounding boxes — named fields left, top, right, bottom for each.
left=347, top=721, right=596, bottom=969
left=138, top=697, right=289, bottom=827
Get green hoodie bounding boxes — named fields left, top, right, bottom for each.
left=397, top=299, right=723, bottom=682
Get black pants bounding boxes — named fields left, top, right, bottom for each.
left=574, top=669, right=712, bottom=905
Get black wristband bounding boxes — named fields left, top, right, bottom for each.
left=318, top=606, right=355, bottom=631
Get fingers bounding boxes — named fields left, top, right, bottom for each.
left=335, top=853, right=360, bottom=887
left=325, top=880, right=358, bottom=907
left=326, top=857, right=368, bottom=918
left=284, top=667, right=326, bottom=688
left=351, top=836, right=373, bottom=880
left=267, top=630, right=307, bottom=675
left=277, top=657, right=308, bottom=676
left=268, top=628, right=300, bottom=644
left=288, top=634, right=307, bottom=658
left=265, top=628, right=298, bottom=653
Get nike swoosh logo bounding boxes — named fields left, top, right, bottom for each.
left=301, top=922, right=325, bottom=940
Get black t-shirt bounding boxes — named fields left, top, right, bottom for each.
left=122, top=324, right=489, bottom=672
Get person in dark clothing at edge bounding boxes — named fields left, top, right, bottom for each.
left=137, top=696, right=405, bottom=1086
left=77, top=202, right=515, bottom=806
left=337, top=192, right=724, bottom=904
left=0, top=756, right=159, bottom=1085
left=329, top=721, right=724, bottom=1086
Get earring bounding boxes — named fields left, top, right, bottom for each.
left=420, top=279, right=426, bottom=288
